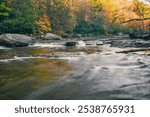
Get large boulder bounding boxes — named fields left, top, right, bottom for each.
left=44, top=33, right=62, bottom=40
left=0, top=34, right=35, bottom=47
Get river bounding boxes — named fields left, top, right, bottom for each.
left=0, top=37, right=150, bottom=100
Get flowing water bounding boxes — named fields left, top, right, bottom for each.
left=0, top=38, right=150, bottom=100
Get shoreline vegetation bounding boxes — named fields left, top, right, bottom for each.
left=0, top=0, right=150, bottom=52
left=0, top=0, right=150, bottom=39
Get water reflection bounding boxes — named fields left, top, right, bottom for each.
left=0, top=57, right=72, bottom=99
left=0, top=39, right=150, bottom=100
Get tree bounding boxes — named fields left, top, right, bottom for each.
left=35, top=14, right=52, bottom=34
left=0, top=1, right=11, bottom=20
left=133, top=0, right=150, bottom=30
left=0, top=0, right=37, bottom=34
left=73, top=0, right=104, bottom=35
left=46, top=0, right=75, bottom=35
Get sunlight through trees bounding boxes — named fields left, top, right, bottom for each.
left=0, top=0, right=150, bottom=35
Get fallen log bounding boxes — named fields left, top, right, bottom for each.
left=116, top=48, right=150, bottom=54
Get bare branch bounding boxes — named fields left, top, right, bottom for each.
left=121, top=18, right=150, bottom=24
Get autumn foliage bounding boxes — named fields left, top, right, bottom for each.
left=0, top=0, right=150, bottom=35
left=35, top=15, right=52, bottom=34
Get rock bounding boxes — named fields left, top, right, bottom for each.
left=77, top=34, right=82, bottom=37
left=44, top=33, right=62, bottom=40
left=96, top=40, right=103, bottom=45
left=118, top=32, right=123, bottom=36
left=61, top=33, right=70, bottom=38
left=65, top=41, right=77, bottom=46
left=0, top=34, right=35, bottom=47
left=129, top=33, right=147, bottom=39
left=129, top=31, right=150, bottom=40
left=65, top=40, right=86, bottom=47
left=70, top=34, right=82, bottom=38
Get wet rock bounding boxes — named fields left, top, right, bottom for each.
left=0, top=34, right=35, bottom=47
left=96, top=40, right=103, bottom=45
left=76, top=34, right=82, bottom=37
left=61, top=33, right=70, bottom=38
left=72, top=34, right=82, bottom=38
left=44, top=33, right=62, bottom=40
left=65, top=41, right=76, bottom=46
left=65, top=40, right=85, bottom=47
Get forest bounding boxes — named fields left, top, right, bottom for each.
left=0, top=0, right=150, bottom=36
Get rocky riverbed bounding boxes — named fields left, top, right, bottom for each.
left=0, top=37, right=150, bottom=100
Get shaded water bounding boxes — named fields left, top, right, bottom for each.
left=0, top=38, right=150, bottom=100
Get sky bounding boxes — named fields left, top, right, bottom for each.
left=139, top=0, right=150, bottom=4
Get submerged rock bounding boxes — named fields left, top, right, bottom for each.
left=44, top=33, right=62, bottom=40
left=65, top=40, right=86, bottom=47
left=0, top=34, right=35, bottom=47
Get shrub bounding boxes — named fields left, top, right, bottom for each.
left=0, top=18, right=36, bottom=34
left=73, top=19, right=104, bottom=36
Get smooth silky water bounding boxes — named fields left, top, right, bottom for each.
left=0, top=39, right=150, bottom=99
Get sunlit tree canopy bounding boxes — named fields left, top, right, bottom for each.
left=0, top=0, right=150, bottom=35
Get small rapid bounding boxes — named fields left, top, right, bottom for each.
left=0, top=46, right=9, bottom=50
left=0, top=38, right=149, bottom=100
left=32, top=43, right=64, bottom=48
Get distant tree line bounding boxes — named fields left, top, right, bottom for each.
left=0, top=0, right=150, bottom=36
